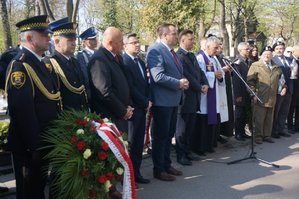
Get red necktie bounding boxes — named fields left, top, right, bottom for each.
left=170, top=49, right=180, bottom=66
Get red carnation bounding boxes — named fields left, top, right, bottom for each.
left=101, top=142, right=109, bottom=151
left=98, top=119, right=104, bottom=123
left=80, top=169, right=89, bottom=177
left=81, top=120, right=88, bottom=127
left=90, top=125, right=97, bottom=133
left=76, top=118, right=83, bottom=125
left=70, top=136, right=77, bottom=143
left=97, top=175, right=107, bottom=184
left=77, top=140, right=86, bottom=151
left=98, top=152, right=107, bottom=160
left=117, top=175, right=123, bottom=182
left=106, top=172, right=114, bottom=181
left=89, top=190, right=97, bottom=198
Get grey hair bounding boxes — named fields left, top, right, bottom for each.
left=205, top=36, right=220, bottom=49
left=237, top=42, right=249, bottom=52
left=19, top=31, right=34, bottom=43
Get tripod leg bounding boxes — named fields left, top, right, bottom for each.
left=227, top=156, right=255, bottom=165
left=256, top=157, right=280, bottom=168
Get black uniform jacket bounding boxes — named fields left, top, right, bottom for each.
left=44, top=50, right=88, bottom=111
left=6, top=48, right=60, bottom=152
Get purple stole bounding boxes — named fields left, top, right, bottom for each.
left=199, top=50, right=218, bottom=125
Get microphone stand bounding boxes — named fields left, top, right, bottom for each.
left=223, top=59, right=279, bottom=168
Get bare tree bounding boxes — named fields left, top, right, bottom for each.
left=218, top=0, right=230, bottom=56
left=0, top=0, right=13, bottom=50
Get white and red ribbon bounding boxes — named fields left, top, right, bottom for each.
left=94, top=122, right=136, bottom=199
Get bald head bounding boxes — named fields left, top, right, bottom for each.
left=102, top=27, right=123, bottom=54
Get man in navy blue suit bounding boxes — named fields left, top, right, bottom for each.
left=147, top=23, right=189, bottom=181
left=175, top=30, right=209, bottom=166
left=122, top=33, right=151, bottom=184
left=272, top=41, right=294, bottom=138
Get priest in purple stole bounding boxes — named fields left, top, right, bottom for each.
left=192, top=36, right=225, bottom=155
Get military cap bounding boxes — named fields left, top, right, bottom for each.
left=79, top=27, right=98, bottom=40
left=260, top=46, right=273, bottom=55
left=51, top=21, right=78, bottom=38
left=15, top=15, right=52, bottom=33
left=272, top=41, right=285, bottom=50
left=49, top=17, right=69, bottom=30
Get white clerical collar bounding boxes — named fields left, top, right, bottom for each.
left=22, top=46, right=43, bottom=62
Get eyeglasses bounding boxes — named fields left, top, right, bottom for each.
left=242, top=48, right=250, bottom=51
left=126, top=41, right=140, bottom=45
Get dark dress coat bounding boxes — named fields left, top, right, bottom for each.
left=176, top=48, right=208, bottom=113
left=88, top=47, right=131, bottom=121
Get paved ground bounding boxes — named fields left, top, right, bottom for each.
left=1, top=133, right=299, bottom=199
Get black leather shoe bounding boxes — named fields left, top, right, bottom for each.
left=186, top=153, right=201, bottom=161
left=242, top=134, right=251, bottom=139
left=166, top=167, right=183, bottom=176
left=177, top=157, right=192, bottom=166
left=0, top=187, right=9, bottom=193
left=217, top=136, right=228, bottom=144
left=278, top=132, right=291, bottom=137
left=272, top=134, right=280, bottom=139
left=109, top=191, right=122, bottom=199
left=154, top=171, right=176, bottom=181
left=207, top=148, right=215, bottom=153
left=135, top=175, right=150, bottom=184
left=235, top=134, right=245, bottom=141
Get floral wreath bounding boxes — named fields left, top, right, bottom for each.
left=0, top=120, right=9, bottom=152
left=43, top=110, right=136, bottom=199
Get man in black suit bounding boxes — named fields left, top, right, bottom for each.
left=122, top=33, right=151, bottom=184
left=44, top=19, right=88, bottom=111
left=6, top=15, right=61, bottom=199
left=232, top=42, right=252, bottom=141
left=88, top=27, right=133, bottom=133
left=288, top=45, right=299, bottom=133
left=175, top=30, right=208, bottom=166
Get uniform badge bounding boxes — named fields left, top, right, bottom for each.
left=11, top=71, right=26, bottom=89
left=45, top=63, right=53, bottom=73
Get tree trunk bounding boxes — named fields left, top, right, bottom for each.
left=0, top=0, right=12, bottom=50
left=71, top=0, right=80, bottom=22
left=42, top=0, right=55, bottom=21
left=67, top=0, right=74, bottom=21
left=218, top=0, right=230, bottom=56
left=198, top=18, right=205, bottom=42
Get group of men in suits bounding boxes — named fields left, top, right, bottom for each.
left=3, top=12, right=299, bottom=198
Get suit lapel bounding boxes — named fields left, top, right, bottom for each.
left=159, top=43, right=183, bottom=74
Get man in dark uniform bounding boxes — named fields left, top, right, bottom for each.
left=5, top=15, right=61, bottom=199
left=76, top=27, right=98, bottom=100
left=233, top=42, right=252, bottom=141
left=0, top=46, right=21, bottom=89
left=175, top=29, right=208, bottom=165
left=44, top=19, right=88, bottom=111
